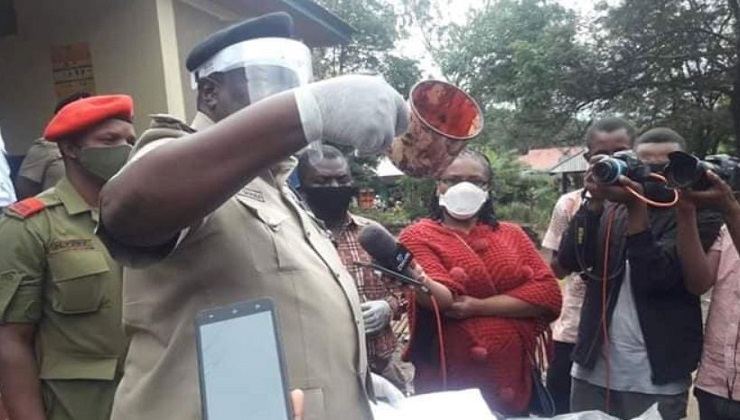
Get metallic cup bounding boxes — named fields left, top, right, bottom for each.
left=389, top=80, right=484, bottom=178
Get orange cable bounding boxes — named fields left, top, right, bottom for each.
left=429, top=295, right=447, bottom=389
left=602, top=207, right=617, bottom=413
left=624, top=187, right=678, bottom=208
left=623, top=173, right=678, bottom=208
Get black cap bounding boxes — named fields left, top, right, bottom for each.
left=186, top=12, right=295, bottom=73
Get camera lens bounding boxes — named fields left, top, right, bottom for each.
left=592, top=158, right=625, bottom=185
left=666, top=152, right=703, bottom=188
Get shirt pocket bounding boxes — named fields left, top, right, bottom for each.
left=302, top=388, right=327, bottom=420
left=236, top=194, right=302, bottom=273
left=38, top=351, right=118, bottom=381
left=47, top=250, right=109, bottom=314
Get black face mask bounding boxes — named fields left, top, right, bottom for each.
left=648, top=162, right=667, bottom=174
left=644, top=181, right=675, bottom=205
left=643, top=162, right=674, bottom=205
left=302, top=186, right=358, bottom=222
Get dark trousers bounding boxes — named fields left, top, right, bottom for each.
left=695, top=388, right=740, bottom=420
left=546, top=341, right=574, bottom=414
left=571, top=378, right=688, bottom=420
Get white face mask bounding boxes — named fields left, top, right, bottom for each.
left=439, top=182, right=489, bottom=220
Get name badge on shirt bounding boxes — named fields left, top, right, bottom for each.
left=49, top=239, right=94, bottom=253
left=238, top=188, right=265, bottom=203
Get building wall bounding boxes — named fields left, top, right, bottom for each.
left=173, top=1, right=233, bottom=122
left=0, top=0, right=167, bottom=155
left=0, top=0, right=349, bottom=156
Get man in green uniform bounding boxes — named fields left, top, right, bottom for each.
left=15, top=92, right=90, bottom=200
left=0, top=95, right=134, bottom=420
left=98, top=12, right=408, bottom=420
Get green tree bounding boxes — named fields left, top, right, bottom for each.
left=440, top=0, right=596, bottom=151
left=432, top=0, right=740, bottom=155
left=591, top=0, right=738, bottom=155
left=311, top=0, right=423, bottom=189
left=312, top=0, right=423, bottom=94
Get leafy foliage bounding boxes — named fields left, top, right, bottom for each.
left=592, top=0, right=738, bottom=155
left=436, top=0, right=740, bottom=156
left=441, top=0, right=596, bottom=150
left=479, top=147, right=559, bottom=230
left=312, top=0, right=423, bottom=187
left=354, top=150, right=559, bottom=231
left=312, top=0, right=423, bottom=94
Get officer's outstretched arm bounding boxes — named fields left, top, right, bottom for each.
left=0, top=324, right=46, bottom=420
left=100, top=75, right=407, bottom=248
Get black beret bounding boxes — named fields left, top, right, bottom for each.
left=186, top=12, right=295, bottom=72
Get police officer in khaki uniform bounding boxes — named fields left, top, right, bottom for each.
left=15, top=138, right=65, bottom=198
left=15, top=93, right=91, bottom=200
left=98, top=13, right=409, bottom=420
left=0, top=95, right=134, bottom=420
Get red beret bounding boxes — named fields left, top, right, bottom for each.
left=43, top=94, right=134, bottom=141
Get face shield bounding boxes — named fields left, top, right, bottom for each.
left=190, top=38, right=313, bottom=104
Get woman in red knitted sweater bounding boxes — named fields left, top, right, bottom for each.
left=399, top=149, right=562, bottom=416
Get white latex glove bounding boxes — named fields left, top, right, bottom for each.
left=294, top=75, right=410, bottom=155
left=371, top=373, right=405, bottom=408
left=361, top=300, right=392, bottom=335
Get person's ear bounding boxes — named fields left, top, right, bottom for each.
left=57, top=139, right=81, bottom=160
left=435, top=182, right=445, bottom=196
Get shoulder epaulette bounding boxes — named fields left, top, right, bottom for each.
left=6, top=197, right=47, bottom=219
left=348, top=214, right=375, bottom=228
left=131, top=114, right=197, bottom=156
left=149, top=114, right=196, bottom=133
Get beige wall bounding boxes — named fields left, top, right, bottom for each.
left=173, top=1, right=233, bottom=122
left=172, top=0, right=342, bottom=122
left=0, top=0, right=348, bottom=155
left=0, top=0, right=167, bottom=155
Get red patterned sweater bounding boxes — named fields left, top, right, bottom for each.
left=399, top=219, right=562, bottom=415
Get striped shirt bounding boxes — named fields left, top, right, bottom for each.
left=335, top=214, right=405, bottom=369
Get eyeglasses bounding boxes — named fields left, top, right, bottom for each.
left=439, top=178, right=489, bottom=188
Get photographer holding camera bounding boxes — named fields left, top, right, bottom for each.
left=558, top=126, right=723, bottom=419
left=675, top=161, right=740, bottom=420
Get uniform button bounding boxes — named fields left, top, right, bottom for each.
left=306, top=231, right=312, bottom=237
left=355, top=318, right=361, bottom=325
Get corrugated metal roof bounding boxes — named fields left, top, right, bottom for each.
left=518, top=147, right=582, bottom=171
left=549, top=149, right=588, bottom=174
left=375, top=156, right=404, bottom=178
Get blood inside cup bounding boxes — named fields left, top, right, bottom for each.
left=388, top=80, right=484, bottom=178
left=410, top=81, right=483, bottom=140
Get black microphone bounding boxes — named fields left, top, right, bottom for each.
left=357, top=224, right=429, bottom=292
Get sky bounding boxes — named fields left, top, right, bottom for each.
left=395, top=0, right=598, bottom=77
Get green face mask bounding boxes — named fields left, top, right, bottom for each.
left=79, top=144, right=132, bottom=181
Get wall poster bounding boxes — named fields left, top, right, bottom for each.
left=51, top=43, right=97, bottom=99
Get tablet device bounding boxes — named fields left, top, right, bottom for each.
left=196, top=297, right=292, bottom=420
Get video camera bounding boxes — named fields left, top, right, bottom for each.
left=591, top=150, right=651, bottom=185
left=664, top=151, right=740, bottom=191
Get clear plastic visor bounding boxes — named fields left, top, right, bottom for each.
left=191, top=38, right=313, bottom=103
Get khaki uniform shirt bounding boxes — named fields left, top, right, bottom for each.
left=18, top=138, right=66, bottom=191
left=0, top=177, right=127, bottom=420
left=102, top=113, right=373, bottom=420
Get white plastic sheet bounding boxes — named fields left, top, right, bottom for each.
left=372, top=389, right=663, bottom=420
left=510, top=403, right=663, bottom=420
left=371, top=389, right=499, bottom=420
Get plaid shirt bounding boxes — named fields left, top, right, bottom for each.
left=335, top=214, right=405, bottom=368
